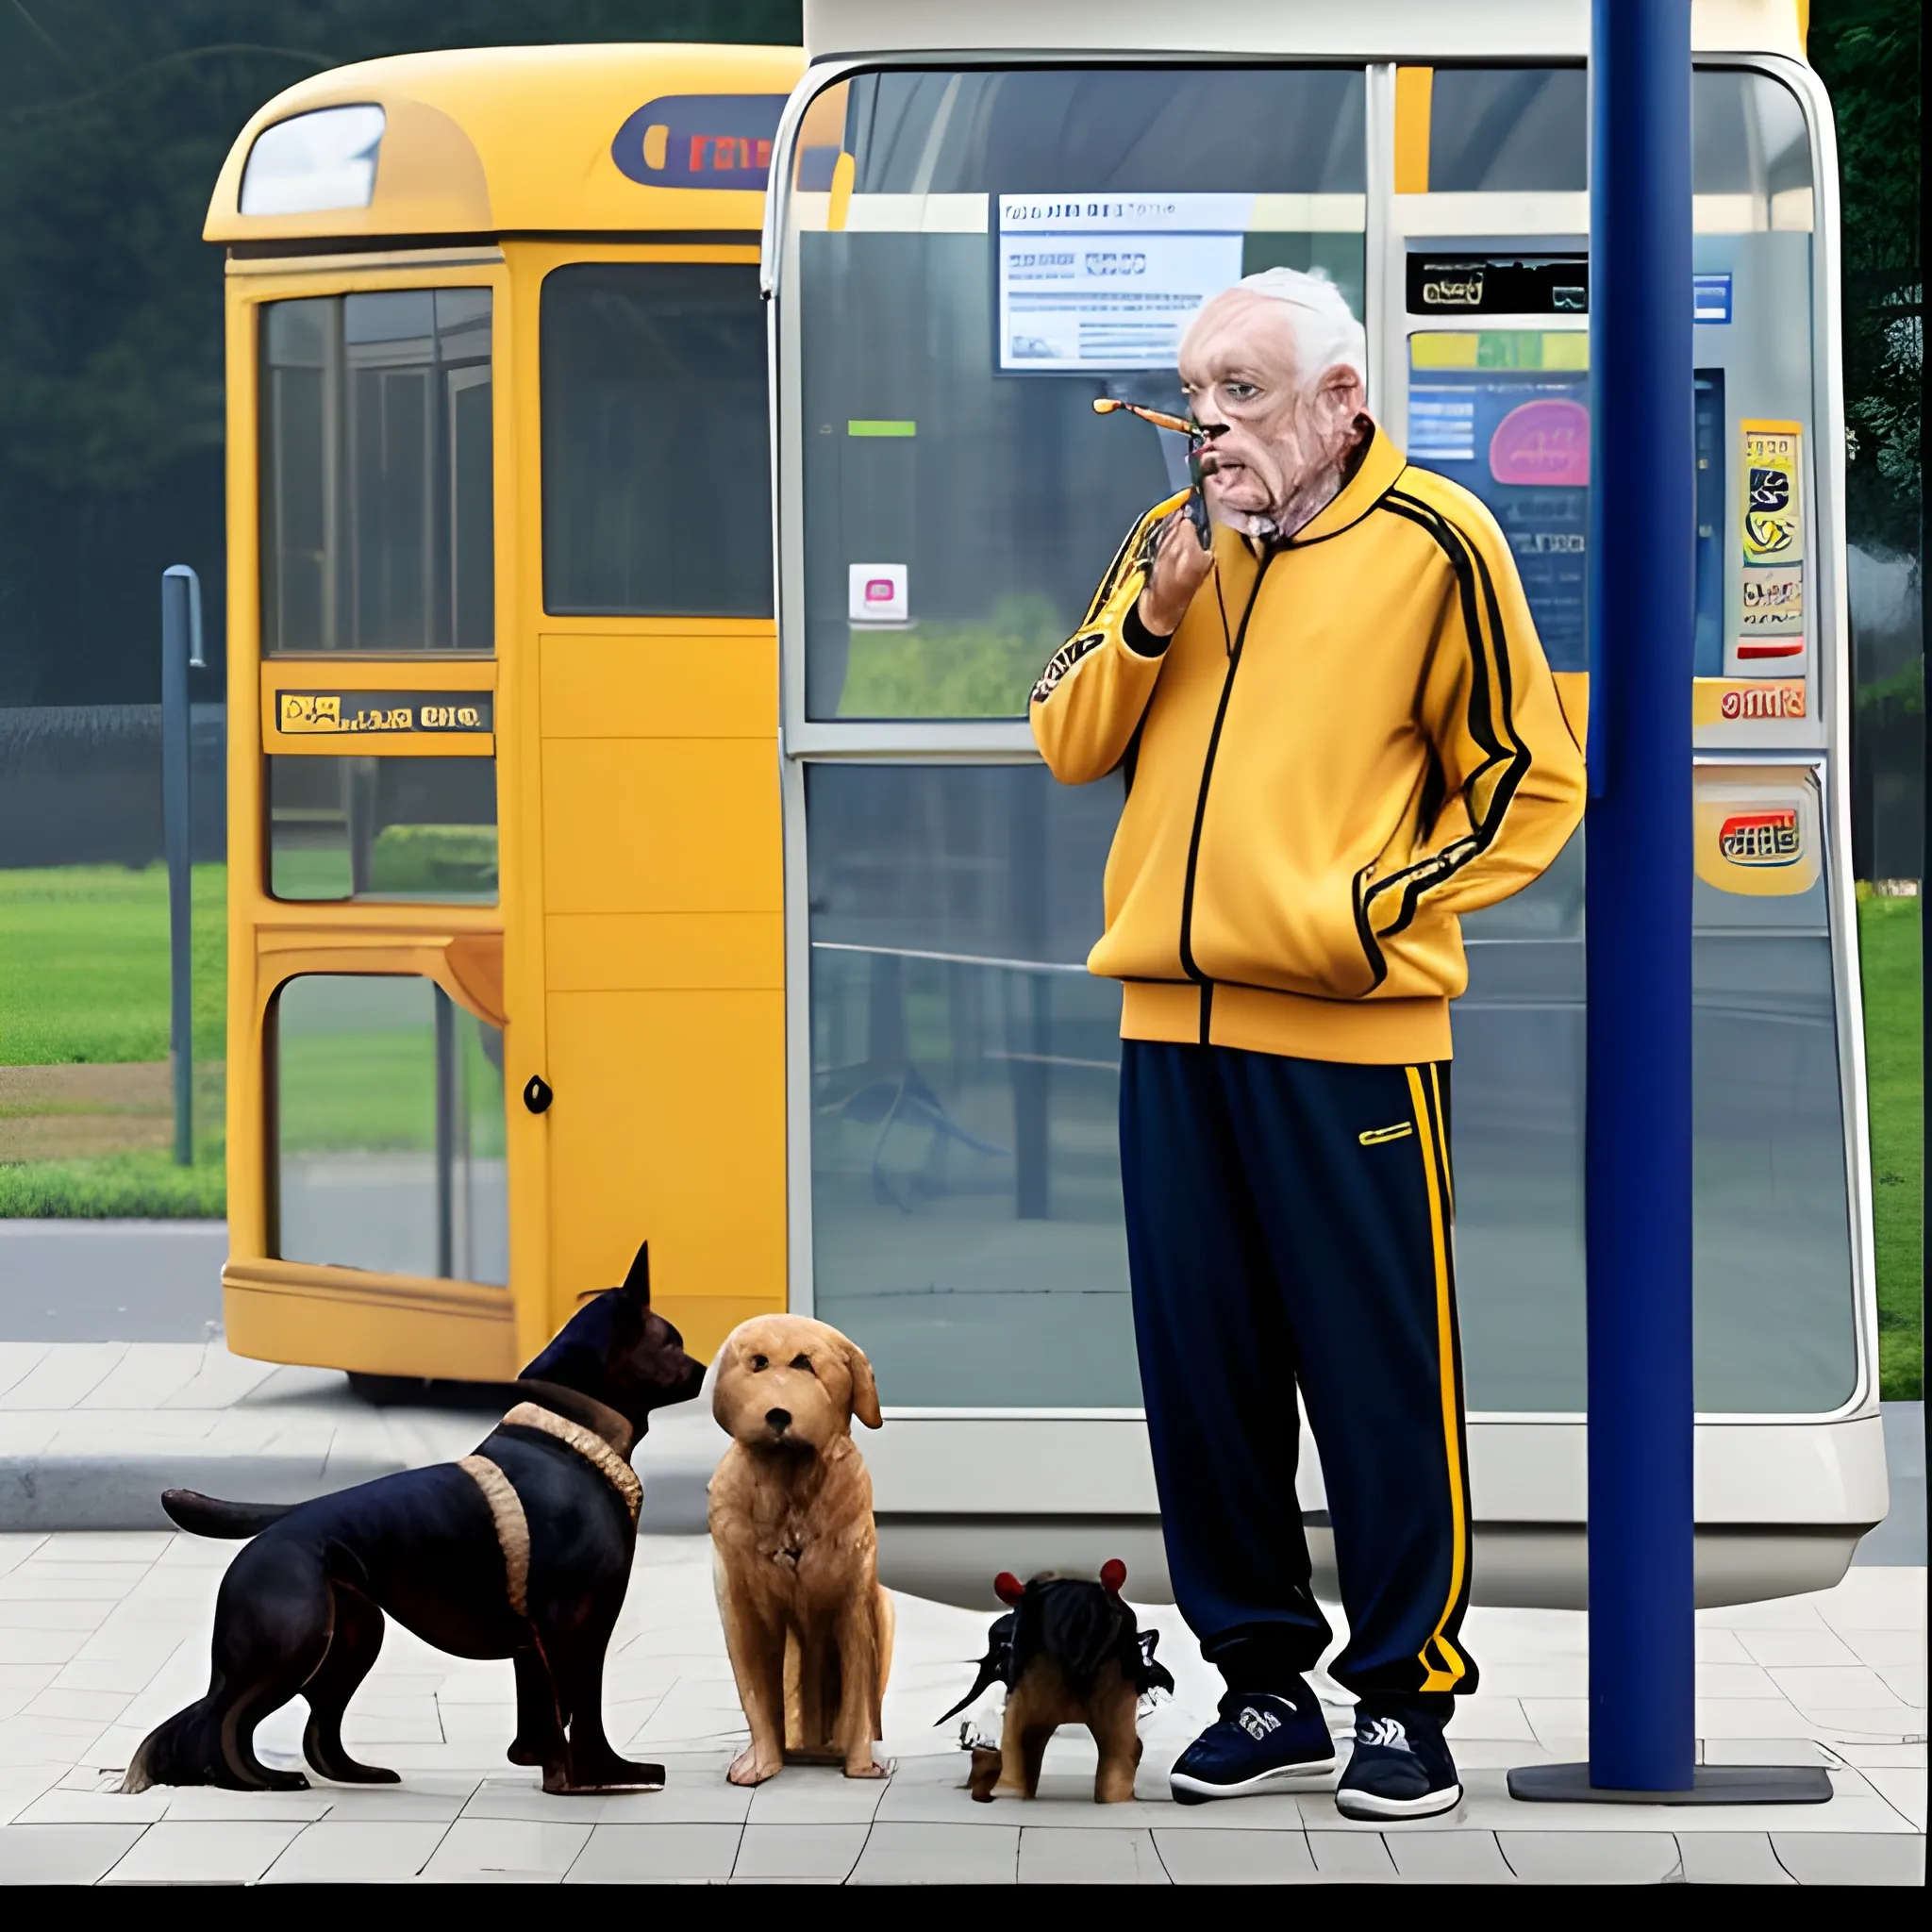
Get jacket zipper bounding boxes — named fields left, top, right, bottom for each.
left=1176, top=546, right=1275, bottom=986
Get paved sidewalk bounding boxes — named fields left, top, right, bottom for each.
left=0, top=1529, right=1921, bottom=1885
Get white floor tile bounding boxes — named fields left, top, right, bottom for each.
left=1383, top=1828, right=1515, bottom=1882
left=1739, top=1628, right=1861, bottom=1667
left=1018, top=1824, right=1169, bottom=1884
left=1497, top=1830, right=1681, bottom=1882
left=1306, top=1829, right=1398, bottom=1878
left=1816, top=1570, right=1927, bottom=1629
left=1805, top=1707, right=1927, bottom=1739
left=848, top=1821, right=1019, bottom=1885
left=1878, top=1665, right=1926, bottom=1704
left=1473, top=1662, right=1588, bottom=1698
left=1839, top=1628, right=1927, bottom=1669
left=732, top=1822, right=869, bottom=1882
left=261, top=1820, right=452, bottom=1882
left=0, top=1823, right=148, bottom=1883
left=1696, top=1663, right=1782, bottom=1697
left=460, top=1774, right=744, bottom=1825
left=14, top=1783, right=168, bottom=1824
left=1152, top=1825, right=1317, bottom=1883
left=743, top=1766, right=890, bottom=1824
left=1770, top=1831, right=1925, bottom=1885
left=1863, top=1767, right=1926, bottom=1830
left=101, top=1819, right=305, bottom=1884
left=1674, top=1832, right=1794, bottom=1884
left=1694, top=1628, right=1753, bottom=1663
left=417, top=1818, right=592, bottom=1882
left=561, top=1822, right=740, bottom=1883
left=1770, top=1664, right=1908, bottom=1709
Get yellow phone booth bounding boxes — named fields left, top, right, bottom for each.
left=209, top=43, right=803, bottom=1378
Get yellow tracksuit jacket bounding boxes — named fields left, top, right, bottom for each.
left=1030, top=424, right=1588, bottom=1065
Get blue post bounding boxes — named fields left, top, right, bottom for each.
left=1581, top=0, right=1695, bottom=1794
left=1509, top=0, right=1834, bottom=1812
left=161, top=565, right=204, bottom=1169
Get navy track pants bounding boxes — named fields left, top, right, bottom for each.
left=1119, top=1041, right=1476, bottom=1712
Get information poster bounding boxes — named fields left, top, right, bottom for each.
left=1408, top=370, right=1591, bottom=673
left=1737, top=418, right=1805, bottom=662
left=996, top=194, right=1249, bottom=373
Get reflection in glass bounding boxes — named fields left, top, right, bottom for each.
left=275, top=974, right=507, bottom=1284
left=807, top=764, right=1132, bottom=1406
left=259, top=289, right=493, bottom=654
left=1427, top=69, right=1589, bottom=192
left=268, top=755, right=497, bottom=903
left=541, top=263, right=770, bottom=618
left=1424, top=68, right=1814, bottom=208
left=1452, top=828, right=1856, bottom=1414
left=793, top=67, right=1365, bottom=720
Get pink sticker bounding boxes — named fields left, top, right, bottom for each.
left=865, top=578, right=894, bottom=604
left=1488, top=398, right=1591, bottom=488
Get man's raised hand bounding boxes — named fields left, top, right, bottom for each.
left=1138, top=506, right=1215, bottom=639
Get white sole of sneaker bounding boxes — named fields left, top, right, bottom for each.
left=1170, top=1757, right=1339, bottom=1803
left=1332, top=1781, right=1463, bottom=1821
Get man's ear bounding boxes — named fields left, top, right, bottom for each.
left=1314, top=361, right=1367, bottom=434
left=845, top=1341, right=882, bottom=1429
left=621, top=1240, right=651, bottom=1308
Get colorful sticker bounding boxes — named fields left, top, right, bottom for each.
left=1487, top=397, right=1591, bottom=487
left=1694, top=773, right=1820, bottom=896
left=1733, top=419, right=1806, bottom=669
left=848, top=563, right=908, bottom=625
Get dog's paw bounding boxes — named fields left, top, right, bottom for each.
left=726, top=1746, right=782, bottom=1787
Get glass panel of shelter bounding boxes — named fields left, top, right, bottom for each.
left=1411, top=66, right=1855, bottom=1414
left=784, top=58, right=1855, bottom=1414
left=791, top=66, right=1368, bottom=721
left=273, top=974, right=507, bottom=1286
left=259, top=289, right=494, bottom=655
left=267, top=754, right=498, bottom=904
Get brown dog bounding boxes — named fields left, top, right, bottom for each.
left=708, top=1314, right=894, bottom=1784
left=941, top=1564, right=1174, bottom=1805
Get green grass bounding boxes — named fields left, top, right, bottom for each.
left=1857, top=891, right=1924, bottom=1400
left=0, top=866, right=1924, bottom=1398
left=0, top=862, right=226, bottom=1064
left=0, top=1146, right=225, bottom=1218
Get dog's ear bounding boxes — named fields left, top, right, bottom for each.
left=620, top=1241, right=651, bottom=1308
left=844, top=1339, right=882, bottom=1429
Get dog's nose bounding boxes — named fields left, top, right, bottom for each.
left=765, top=1408, right=791, bottom=1434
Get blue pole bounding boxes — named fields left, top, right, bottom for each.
left=1583, top=0, right=1695, bottom=1792
left=161, top=565, right=203, bottom=1170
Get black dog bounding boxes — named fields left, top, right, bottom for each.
left=124, top=1241, right=703, bottom=1796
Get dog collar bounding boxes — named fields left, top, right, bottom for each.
left=500, top=1401, right=643, bottom=1523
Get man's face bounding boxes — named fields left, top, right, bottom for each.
left=1177, top=291, right=1365, bottom=526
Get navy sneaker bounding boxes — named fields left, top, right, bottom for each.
left=1169, top=1685, right=1338, bottom=1804
left=1334, top=1708, right=1462, bottom=1820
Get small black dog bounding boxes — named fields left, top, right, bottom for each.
left=124, top=1241, right=703, bottom=1796
left=939, top=1563, right=1175, bottom=1803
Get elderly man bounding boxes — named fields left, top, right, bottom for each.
left=1031, top=268, right=1586, bottom=1820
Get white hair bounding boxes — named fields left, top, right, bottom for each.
left=1186, top=266, right=1367, bottom=389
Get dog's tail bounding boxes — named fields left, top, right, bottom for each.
left=160, top=1489, right=293, bottom=1540
left=121, top=1699, right=219, bottom=1793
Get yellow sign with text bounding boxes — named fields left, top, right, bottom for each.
left=1692, top=677, right=1807, bottom=727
